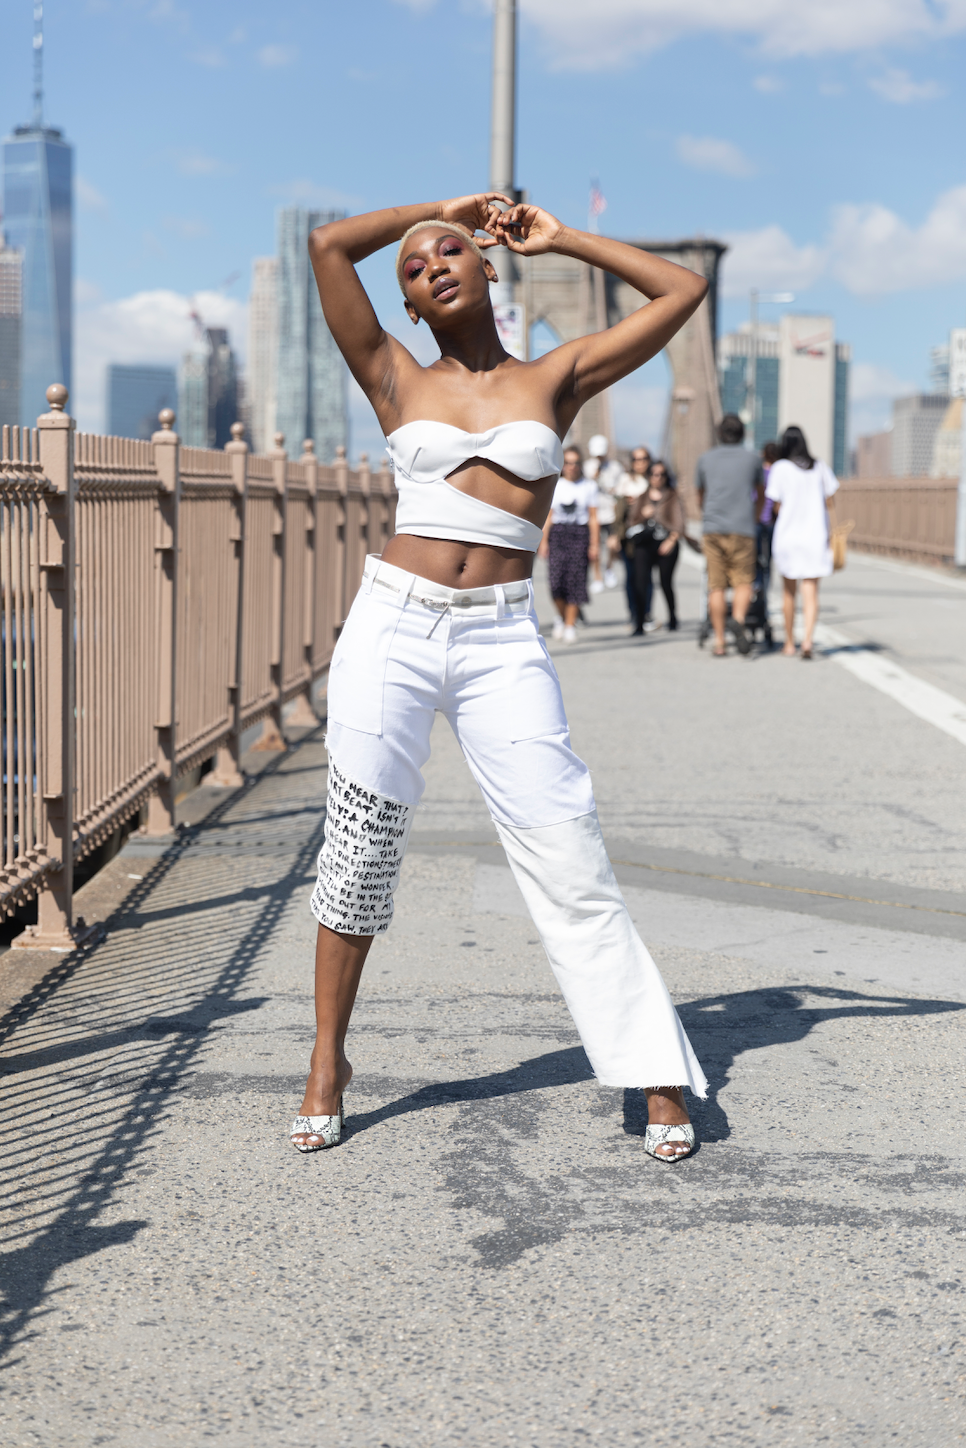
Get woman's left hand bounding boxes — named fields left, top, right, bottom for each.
left=493, top=203, right=565, bottom=255
left=588, top=545, right=599, bottom=562
left=659, top=538, right=677, bottom=556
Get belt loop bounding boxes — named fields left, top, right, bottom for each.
left=494, top=584, right=506, bottom=620
left=393, top=572, right=416, bottom=610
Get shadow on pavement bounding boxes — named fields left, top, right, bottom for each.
left=0, top=735, right=326, bottom=1369
left=346, top=983, right=964, bottom=1152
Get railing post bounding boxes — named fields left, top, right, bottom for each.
left=358, top=450, right=373, bottom=555
left=209, top=421, right=247, bottom=785
left=253, top=431, right=288, bottom=751
left=146, top=407, right=180, bottom=835
left=956, top=403, right=966, bottom=569
left=16, top=384, right=80, bottom=949
left=286, top=438, right=320, bottom=727
left=335, top=443, right=350, bottom=625
left=378, top=454, right=395, bottom=547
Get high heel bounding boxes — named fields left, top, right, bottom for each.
left=290, top=1099, right=344, bottom=1153
left=643, top=1123, right=695, bottom=1163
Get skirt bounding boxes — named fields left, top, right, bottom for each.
left=548, top=523, right=590, bottom=604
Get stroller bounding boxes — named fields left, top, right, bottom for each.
left=697, top=522, right=774, bottom=650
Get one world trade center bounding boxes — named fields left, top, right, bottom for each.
left=1, top=4, right=72, bottom=426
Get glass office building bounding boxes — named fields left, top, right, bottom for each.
left=1, top=126, right=72, bottom=425
left=276, top=207, right=347, bottom=461
left=107, top=363, right=177, bottom=440
left=0, top=242, right=23, bottom=430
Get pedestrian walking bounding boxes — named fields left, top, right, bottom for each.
left=626, top=460, right=684, bottom=634
left=585, top=452, right=618, bottom=595
left=540, top=445, right=599, bottom=642
left=696, top=413, right=764, bottom=657
left=297, top=190, right=709, bottom=1162
left=766, top=424, right=839, bottom=660
left=614, top=445, right=650, bottom=620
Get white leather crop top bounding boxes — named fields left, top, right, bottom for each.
left=386, top=420, right=563, bottom=553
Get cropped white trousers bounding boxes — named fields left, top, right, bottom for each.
left=313, top=555, right=707, bottom=1096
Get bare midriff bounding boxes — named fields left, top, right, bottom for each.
left=381, top=458, right=557, bottom=588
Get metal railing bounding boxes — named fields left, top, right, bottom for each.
left=0, top=386, right=395, bottom=947
left=836, top=476, right=958, bottom=566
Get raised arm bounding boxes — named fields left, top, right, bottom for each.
left=494, top=205, right=709, bottom=433
left=308, top=195, right=510, bottom=414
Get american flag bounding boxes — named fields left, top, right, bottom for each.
left=589, top=182, right=607, bottom=218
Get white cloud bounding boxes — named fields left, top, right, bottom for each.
left=676, top=135, right=756, bottom=179
left=392, top=0, right=966, bottom=70
left=849, top=363, right=916, bottom=437
left=721, top=225, right=826, bottom=296
left=257, top=43, right=297, bottom=68
left=189, top=46, right=227, bottom=68
left=175, top=150, right=232, bottom=178
left=721, top=184, right=966, bottom=298
left=74, top=288, right=247, bottom=433
left=753, top=74, right=782, bottom=93
left=867, top=67, right=944, bottom=102
left=267, top=179, right=362, bottom=211
left=163, top=215, right=210, bottom=240
left=829, top=185, right=966, bottom=294
left=76, top=176, right=109, bottom=212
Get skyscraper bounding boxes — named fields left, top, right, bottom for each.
left=0, top=5, right=72, bottom=425
left=0, top=241, right=23, bottom=429
left=178, top=328, right=239, bottom=449
left=275, top=208, right=347, bottom=461
left=107, top=363, right=176, bottom=439
left=248, top=256, right=278, bottom=455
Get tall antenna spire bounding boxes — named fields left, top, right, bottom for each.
left=32, top=1, right=44, bottom=129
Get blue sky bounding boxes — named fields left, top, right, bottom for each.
left=2, top=0, right=965, bottom=455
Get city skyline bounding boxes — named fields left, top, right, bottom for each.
left=0, top=1, right=964, bottom=455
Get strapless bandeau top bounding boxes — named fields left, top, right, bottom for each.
left=386, top=420, right=563, bottom=553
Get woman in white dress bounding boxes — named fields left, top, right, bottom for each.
left=765, top=425, right=839, bottom=660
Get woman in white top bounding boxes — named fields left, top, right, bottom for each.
left=294, top=192, right=709, bottom=1161
left=765, top=425, right=839, bottom=660
left=539, top=444, right=599, bottom=642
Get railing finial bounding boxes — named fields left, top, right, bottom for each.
left=336, top=445, right=347, bottom=460
left=230, top=421, right=245, bottom=441
left=302, top=438, right=315, bottom=456
left=274, top=432, right=285, bottom=450
left=158, top=408, right=175, bottom=431
left=46, top=383, right=68, bottom=412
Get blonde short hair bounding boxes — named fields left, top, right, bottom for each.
left=395, top=220, right=486, bottom=294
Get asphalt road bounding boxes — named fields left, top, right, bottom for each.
left=0, top=551, right=964, bottom=1447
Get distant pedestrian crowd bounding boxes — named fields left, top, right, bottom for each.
left=543, top=418, right=840, bottom=658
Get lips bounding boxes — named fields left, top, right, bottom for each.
left=433, top=278, right=459, bottom=301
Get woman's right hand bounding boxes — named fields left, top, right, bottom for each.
left=437, top=193, right=515, bottom=247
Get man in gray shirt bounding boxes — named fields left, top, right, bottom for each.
left=696, top=414, right=764, bottom=656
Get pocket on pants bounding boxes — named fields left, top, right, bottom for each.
left=505, top=639, right=570, bottom=744
left=326, top=591, right=400, bottom=736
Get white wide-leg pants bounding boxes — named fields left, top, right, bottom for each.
left=312, top=555, right=707, bottom=1096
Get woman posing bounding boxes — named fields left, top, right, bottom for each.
left=766, top=425, right=839, bottom=660
left=625, top=459, right=684, bottom=634
left=293, top=193, right=709, bottom=1161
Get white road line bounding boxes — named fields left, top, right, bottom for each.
left=681, top=542, right=966, bottom=747
left=814, top=622, right=966, bottom=748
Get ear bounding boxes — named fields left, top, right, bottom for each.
left=483, top=257, right=500, bottom=284
left=404, top=300, right=420, bottom=327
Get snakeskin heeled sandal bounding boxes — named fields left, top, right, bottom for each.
left=643, top=1123, right=695, bottom=1163
left=290, top=1100, right=344, bottom=1154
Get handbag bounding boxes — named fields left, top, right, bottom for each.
left=831, top=520, right=855, bottom=572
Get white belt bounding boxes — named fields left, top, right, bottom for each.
left=362, top=555, right=532, bottom=636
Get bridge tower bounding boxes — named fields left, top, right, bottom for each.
left=488, top=0, right=725, bottom=511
